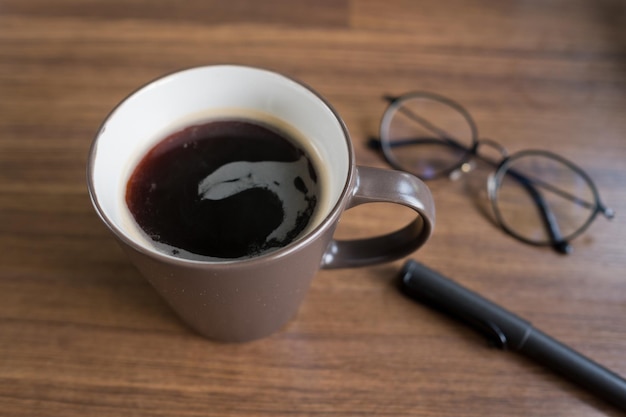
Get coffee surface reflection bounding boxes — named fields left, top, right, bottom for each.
left=125, top=119, right=322, bottom=260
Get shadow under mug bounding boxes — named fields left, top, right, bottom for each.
left=87, top=65, right=435, bottom=342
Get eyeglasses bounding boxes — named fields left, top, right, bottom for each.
left=370, top=91, right=614, bottom=254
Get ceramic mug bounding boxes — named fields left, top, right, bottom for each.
left=87, top=65, right=435, bottom=342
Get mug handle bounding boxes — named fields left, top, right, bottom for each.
left=321, top=166, right=435, bottom=269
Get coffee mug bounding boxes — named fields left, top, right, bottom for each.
left=87, top=65, right=435, bottom=342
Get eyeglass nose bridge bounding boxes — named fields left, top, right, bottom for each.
left=475, top=138, right=509, bottom=161
left=448, top=138, right=508, bottom=181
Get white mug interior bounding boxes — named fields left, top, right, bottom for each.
left=89, top=65, right=351, bottom=259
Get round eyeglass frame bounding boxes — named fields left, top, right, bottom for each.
left=488, top=149, right=610, bottom=251
left=376, top=91, right=614, bottom=254
left=379, top=91, right=480, bottom=180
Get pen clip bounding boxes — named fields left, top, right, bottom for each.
left=408, top=289, right=509, bottom=349
left=399, top=260, right=517, bottom=350
left=475, top=320, right=508, bottom=349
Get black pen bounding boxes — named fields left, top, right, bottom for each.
left=399, top=260, right=626, bottom=411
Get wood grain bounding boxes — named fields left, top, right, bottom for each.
left=1, top=1, right=626, bottom=416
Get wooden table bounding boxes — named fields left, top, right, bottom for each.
left=2, top=1, right=625, bottom=416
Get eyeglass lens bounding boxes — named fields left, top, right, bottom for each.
left=380, top=94, right=475, bottom=179
left=492, top=153, right=597, bottom=244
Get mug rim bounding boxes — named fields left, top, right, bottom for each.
left=87, top=64, right=355, bottom=267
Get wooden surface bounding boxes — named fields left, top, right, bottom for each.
left=1, top=1, right=625, bottom=416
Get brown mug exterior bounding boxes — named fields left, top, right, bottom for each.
left=87, top=65, right=435, bottom=342
left=102, top=163, right=434, bottom=342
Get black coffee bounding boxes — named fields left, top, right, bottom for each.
left=126, top=118, right=321, bottom=259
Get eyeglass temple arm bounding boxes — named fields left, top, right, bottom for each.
left=369, top=136, right=569, bottom=252
left=504, top=168, right=572, bottom=254
left=368, top=136, right=467, bottom=151
left=369, top=136, right=569, bottom=253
